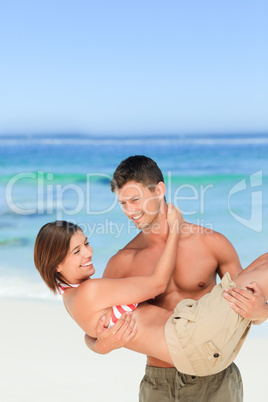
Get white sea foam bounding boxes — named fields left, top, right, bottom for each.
left=0, top=276, right=61, bottom=303
left=1, top=134, right=268, bottom=147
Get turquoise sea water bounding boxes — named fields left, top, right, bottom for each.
left=0, top=134, right=268, bottom=309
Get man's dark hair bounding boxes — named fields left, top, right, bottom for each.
left=110, top=155, right=164, bottom=192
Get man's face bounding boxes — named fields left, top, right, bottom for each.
left=116, top=180, right=163, bottom=230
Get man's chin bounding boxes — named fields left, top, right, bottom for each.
left=134, top=221, right=151, bottom=230
left=132, top=219, right=145, bottom=228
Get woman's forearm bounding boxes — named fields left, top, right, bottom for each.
left=152, top=231, right=179, bottom=290
left=150, top=205, right=182, bottom=293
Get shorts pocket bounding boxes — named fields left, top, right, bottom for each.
left=173, top=299, right=198, bottom=321
left=172, top=300, right=198, bottom=340
left=201, top=341, right=222, bottom=368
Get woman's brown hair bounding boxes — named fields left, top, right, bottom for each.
left=34, top=221, right=82, bottom=293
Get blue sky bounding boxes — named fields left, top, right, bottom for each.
left=0, top=0, right=268, bottom=135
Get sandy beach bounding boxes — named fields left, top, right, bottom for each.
left=1, top=298, right=267, bottom=402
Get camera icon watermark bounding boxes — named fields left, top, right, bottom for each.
left=228, top=170, right=262, bottom=232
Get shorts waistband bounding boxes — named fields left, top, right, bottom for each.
left=145, top=366, right=178, bottom=379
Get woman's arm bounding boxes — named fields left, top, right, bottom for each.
left=148, top=203, right=183, bottom=290
left=78, top=203, right=183, bottom=311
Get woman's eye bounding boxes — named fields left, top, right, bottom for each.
left=85, top=242, right=90, bottom=246
left=74, top=249, right=80, bottom=254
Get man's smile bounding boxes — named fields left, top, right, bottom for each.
left=132, top=213, right=144, bottom=221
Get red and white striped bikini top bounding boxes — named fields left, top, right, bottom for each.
left=57, top=282, right=138, bottom=328
left=57, top=282, right=80, bottom=295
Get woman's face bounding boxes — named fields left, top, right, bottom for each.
left=56, top=230, right=95, bottom=284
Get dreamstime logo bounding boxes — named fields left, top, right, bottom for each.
left=228, top=170, right=262, bottom=232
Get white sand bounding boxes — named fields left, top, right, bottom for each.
left=0, top=299, right=267, bottom=402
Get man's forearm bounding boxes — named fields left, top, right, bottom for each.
left=84, top=334, right=102, bottom=354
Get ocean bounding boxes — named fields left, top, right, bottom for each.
left=0, top=133, right=268, bottom=313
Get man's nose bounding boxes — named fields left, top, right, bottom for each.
left=123, top=203, right=138, bottom=214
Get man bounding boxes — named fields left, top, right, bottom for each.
left=87, top=155, right=268, bottom=401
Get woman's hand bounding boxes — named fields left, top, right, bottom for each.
left=167, top=203, right=183, bottom=235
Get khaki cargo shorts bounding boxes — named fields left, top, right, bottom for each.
left=165, top=272, right=251, bottom=376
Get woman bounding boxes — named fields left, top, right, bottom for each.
left=34, top=204, right=268, bottom=376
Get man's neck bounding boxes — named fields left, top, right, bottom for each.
left=141, top=202, right=169, bottom=243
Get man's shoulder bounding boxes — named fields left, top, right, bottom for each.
left=111, top=246, right=137, bottom=262
left=186, top=223, right=239, bottom=266
left=183, top=223, right=232, bottom=257
left=183, top=222, right=225, bottom=242
left=103, top=242, right=139, bottom=278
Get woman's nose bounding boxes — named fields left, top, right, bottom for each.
left=83, top=244, right=93, bottom=256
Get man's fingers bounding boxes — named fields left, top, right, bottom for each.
left=124, top=323, right=137, bottom=344
left=224, top=286, right=264, bottom=320
left=95, top=315, right=106, bottom=335
left=112, top=312, right=129, bottom=328
left=224, top=284, right=268, bottom=323
left=95, top=312, right=136, bottom=349
left=224, top=289, right=253, bottom=309
left=224, top=292, right=252, bottom=319
left=226, top=302, right=247, bottom=317
left=112, top=313, right=136, bottom=339
left=224, top=287, right=252, bottom=301
left=224, top=292, right=246, bottom=309
left=121, top=316, right=137, bottom=343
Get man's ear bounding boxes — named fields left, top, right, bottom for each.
left=156, top=181, right=166, bottom=200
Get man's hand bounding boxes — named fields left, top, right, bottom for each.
left=224, top=282, right=268, bottom=325
left=84, top=312, right=137, bottom=354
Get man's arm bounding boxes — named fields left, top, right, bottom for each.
left=211, top=233, right=268, bottom=324
left=208, top=231, right=242, bottom=278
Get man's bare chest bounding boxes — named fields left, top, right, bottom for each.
left=127, top=240, right=218, bottom=298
